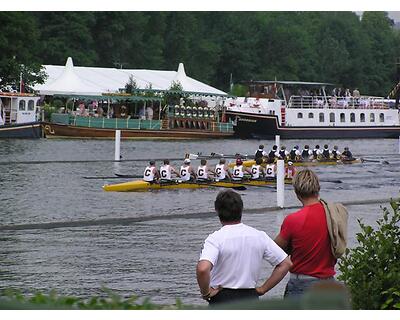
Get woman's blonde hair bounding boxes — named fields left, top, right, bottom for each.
left=292, top=168, right=320, bottom=199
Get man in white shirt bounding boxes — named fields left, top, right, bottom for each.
left=196, top=190, right=292, bottom=305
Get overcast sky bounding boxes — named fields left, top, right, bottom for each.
left=387, top=11, right=400, bottom=22
left=357, top=11, right=400, bottom=22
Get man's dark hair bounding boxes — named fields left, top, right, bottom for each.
left=149, top=160, right=155, bottom=165
left=164, top=159, right=170, bottom=165
left=256, top=157, right=263, bottom=165
left=200, top=159, right=207, bottom=165
left=214, top=190, right=243, bottom=222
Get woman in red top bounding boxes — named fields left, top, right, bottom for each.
left=274, top=169, right=336, bottom=297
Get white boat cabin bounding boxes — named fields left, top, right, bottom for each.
left=0, top=93, right=41, bottom=126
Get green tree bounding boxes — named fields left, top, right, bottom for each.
left=361, top=12, right=398, bottom=95
left=92, top=12, right=149, bottom=68
left=34, top=12, right=97, bottom=66
left=0, top=12, right=45, bottom=89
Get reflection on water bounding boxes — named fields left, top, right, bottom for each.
left=0, top=138, right=399, bottom=305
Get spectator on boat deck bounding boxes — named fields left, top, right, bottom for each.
left=344, top=89, right=351, bottom=97
left=107, top=106, right=114, bottom=118
left=120, top=105, right=127, bottom=118
left=78, top=102, right=87, bottom=116
left=352, top=88, right=360, bottom=99
left=341, top=147, right=354, bottom=161
left=97, top=106, right=103, bottom=117
left=139, top=107, right=146, bottom=120
left=146, top=106, right=154, bottom=120
left=159, top=159, right=180, bottom=182
left=197, top=190, right=292, bottom=305
left=274, top=169, right=347, bottom=298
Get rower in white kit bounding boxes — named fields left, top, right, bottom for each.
left=214, top=158, right=232, bottom=182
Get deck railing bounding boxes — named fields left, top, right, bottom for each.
left=288, top=95, right=391, bottom=109
left=50, top=114, right=233, bottom=132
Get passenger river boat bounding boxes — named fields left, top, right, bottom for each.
left=225, top=81, right=400, bottom=139
left=43, top=93, right=233, bottom=139
left=0, top=92, right=42, bottom=138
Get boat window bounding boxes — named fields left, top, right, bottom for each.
left=350, top=113, right=355, bottom=122
left=319, top=113, right=324, bottom=122
left=329, top=112, right=335, bottom=123
left=370, top=113, right=375, bottom=122
left=297, top=112, right=303, bottom=119
left=340, top=113, right=345, bottom=122
left=28, top=100, right=35, bottom=111
left=308, top=113, right=314, bottom=119
left=379, top=113, right=384, bottom=122
left=360, top=113, right=365, bottom=122
left=19, top=100, right=26, bottom=111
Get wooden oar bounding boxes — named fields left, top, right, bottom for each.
left=319, top=179, right=343, bottom=184
left=194, top=180, right=247, bottom=191
left=186, top=153, right=250, bottom=160
left=114, top=173, right=143, bottom=178
left=361, top=158, right=390, bottom=164
left=83, top=174, right=142, bottom=179
left=84, top=176, right=127, bottom=180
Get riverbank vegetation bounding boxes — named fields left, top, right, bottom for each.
left=339, top=198, right=400, bottom=309
left=1, top=12, right=399, bottom=96
left=0, top=288, right=183, bottom=310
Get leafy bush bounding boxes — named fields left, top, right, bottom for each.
left=338, top=198, right=400, bottom=309
left=0, top=288, right=183, bottom=310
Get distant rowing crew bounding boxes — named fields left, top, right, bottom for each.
left=143, top=158, right=296, bottom=183
left=254, top=144, right=354, bottom=163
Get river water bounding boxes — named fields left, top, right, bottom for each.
left=0, top=138, right=399, bottom=306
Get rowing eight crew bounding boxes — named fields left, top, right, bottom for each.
left=255, top=144, right=354, bottom=163
left=143, top=158, right=296, bottom=183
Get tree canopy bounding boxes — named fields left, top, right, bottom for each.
left=0, top=12, right=399, bottom=96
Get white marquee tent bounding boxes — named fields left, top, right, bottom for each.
left=34, top=57, right=227, bottom=97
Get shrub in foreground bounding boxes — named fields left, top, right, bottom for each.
left=338, top=198, right=400, bottom=309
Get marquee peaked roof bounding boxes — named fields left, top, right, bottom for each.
left=34, top=57, right=227, bottom=97
left=37, top=57, right=101, bottom=95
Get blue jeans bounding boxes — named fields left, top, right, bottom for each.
left=284, top=278, right=335, bottom=298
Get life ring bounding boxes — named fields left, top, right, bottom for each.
left=44, top=124, right=55, bottom=135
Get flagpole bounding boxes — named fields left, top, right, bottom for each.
left=19, top=72, right=22, bottom=93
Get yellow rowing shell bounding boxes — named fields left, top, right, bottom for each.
left=228, top=158, right=362, bottom=169
left=103, top=178, right=292, bottom=192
